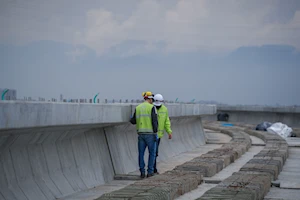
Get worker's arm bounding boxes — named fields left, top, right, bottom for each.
left=130, top=109, right=136, bottom=124
left=165, top=109, right=172, bottom=139
left=151, top=107, right=158, bottom=133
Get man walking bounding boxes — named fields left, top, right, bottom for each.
left=130, top=91, right=158, bottom=178
left=153, top=94, right=172, bottom=174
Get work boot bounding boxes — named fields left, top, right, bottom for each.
left=140, top=173, right=145, bottom=179
left=154, top=169, right=159, bottom=175
left=147, top=173, right=154, bottom=178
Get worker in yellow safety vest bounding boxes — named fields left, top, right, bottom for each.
left=130, top=91, right=158, bottom=178
left=152, top=94, right=172, bottom=174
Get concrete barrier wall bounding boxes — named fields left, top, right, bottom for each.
left=203, top=105, right=300, bottom=127
left=0, top=127, right=114, bottom=200
left=0, top=101, right=215, bottom=200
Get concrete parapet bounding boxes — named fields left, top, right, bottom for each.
left=203, top=105, right=300, bottom=127
left=218, top=105, right=300, bottom=113
left=0, top=101, right=216, bottom=130
left=0, top=101, right=215, bottom=200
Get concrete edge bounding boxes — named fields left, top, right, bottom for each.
left=217, top=105, right=300, bottom=114
left=0, top=101, right=216, bottom=130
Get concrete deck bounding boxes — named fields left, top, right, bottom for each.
left=176, top=145, right=265, bottom=200
left=59, top=144, right=222, bottom=200
left=204, top=128, right=265, bottom=146
left=264, top=147, right=300, bottom=200
left=196, top=121, right=289, bottom=200
left=286, top=137, right=300, bottom=147
left=204, top=129, right=232, bottom=144
left=97, top=122, right=253, bottom=199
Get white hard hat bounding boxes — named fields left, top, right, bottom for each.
left=153, top=94, right=164, bottom=106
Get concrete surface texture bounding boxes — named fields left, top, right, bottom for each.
left=0, top=101, right=215, bottom=200
left=197, top=121, right=289, bottom=200
left=60, top=144, right=222, bottom=200
left=0, top=128, right=114, bottom=200
left=93, top=122, right=292, bottom=200
left=285, top=137, right=300, bottom=147
left=203, top=105, right=300, bottom=127
left=176, top=145, right=264, bottom=200
left=264, top=147, right=300, bottom=200
left=97, top=121, right=253, bottom=199
left=204, top=129, right=232, bottom=144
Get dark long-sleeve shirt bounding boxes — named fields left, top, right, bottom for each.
left=130, top=107, right=158, bottom=133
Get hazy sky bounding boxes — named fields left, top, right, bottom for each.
left=1, top=0, right=300, bottom=105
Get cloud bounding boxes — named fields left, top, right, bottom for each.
left=78, top=1, right=165, bottom=55
left=268, top=10, right=300, bottom=47
left=79, top=0, right=300, bottom=55
left=1, top=0, right=300, bottom=55
left=65, top=46, right=88, bottom=62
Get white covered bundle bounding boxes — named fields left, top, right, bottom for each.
left=267, top=122, right=293, bottom=139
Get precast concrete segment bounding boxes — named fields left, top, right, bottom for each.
left=0, top=101, right=216, bottom=130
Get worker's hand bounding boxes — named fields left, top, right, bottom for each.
left=168, top=134, right=172, bottom=139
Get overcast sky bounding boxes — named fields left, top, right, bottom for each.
left=1, top=0, right=300, bottom=105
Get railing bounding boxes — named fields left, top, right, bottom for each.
left=1, top=97, right=200, bottom=104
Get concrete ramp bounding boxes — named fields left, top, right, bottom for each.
left=0, top=101, right=215, bottom=200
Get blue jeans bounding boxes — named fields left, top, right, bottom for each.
left=138, top=134, right=157, bottom=174
left=154, top=138, right=161, bottom=173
